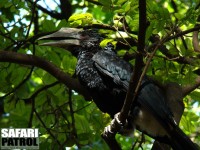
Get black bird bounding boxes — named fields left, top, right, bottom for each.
left=39, top=28, right=198, bottom=150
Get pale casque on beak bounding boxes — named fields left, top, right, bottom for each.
left=38, top=28, right=84, bottom=50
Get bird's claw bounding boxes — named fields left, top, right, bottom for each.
left=114, top=112, right=124, bottom=126
left=104, top=122, right=114, bottom=137
left=103, top=113, right=125, bottom=138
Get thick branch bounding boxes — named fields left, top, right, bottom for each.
left=102, top=1, right=147, bottom=149
left=192, top=15, right=200, bottom=53
left=59, top=0, right=73, bottom=20
left=25, top=0, right=71, bottom=20
left=0, top=50, right=91, bottom=100
left=119, top=0, right=146, bottom=123
left=193, top=30, right=200, bottom=52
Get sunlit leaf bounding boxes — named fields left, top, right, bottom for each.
left=68, top=13, right=94, bottom=27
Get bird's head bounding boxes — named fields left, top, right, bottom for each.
left=39, top=28, right=104, bottom=55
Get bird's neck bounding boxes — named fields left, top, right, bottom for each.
left=75, top=46, right=102, bottom=76
left=77, top=51, right=94, bottom=60
left=75, top=50, right=95, bottom=75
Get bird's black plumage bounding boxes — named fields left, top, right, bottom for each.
left=40, top=28, right=198, bottom=150
left=75, top=39, right=126, bottom=117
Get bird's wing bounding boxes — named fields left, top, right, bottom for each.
left=92, top=49, right=132, bottom=90
left=137, top=80, right=175, bottom=126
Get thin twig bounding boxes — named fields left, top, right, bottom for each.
left=34, top=109, right=62, bottom=147
left=24, top=81, right=60, bottom=102
left=68, top=89, right=81, bottom=148
left=1, top=66, right=34, bottom=99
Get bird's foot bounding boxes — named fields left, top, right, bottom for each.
left=103, top=113, right=125, bottom=138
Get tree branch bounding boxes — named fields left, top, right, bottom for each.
left=25, top=81, right=60, bottom=102
left=0, top=50, right=91, bottom=100
left=193, top=30, right=200, bottom=52
left=166, top=25, right=200, bottom=42
left=68, top=89, right=81, bottom=148
left=101, top=1, right=147, bottom=149
left=27, top=81, right=59, bottom=127
left=59, top=0, right=73, bottom=20
left=150, top=35, right=196, bottom=65
left=119, top=0, right=147, bottom=124
left=34, top=108, right=62, bottom=147
left=192, top=15, right=200, bottom=52
left=25, top=0, right=71, bottom=20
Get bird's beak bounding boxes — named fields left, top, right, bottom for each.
left=38, top=28, right=83, bottom=49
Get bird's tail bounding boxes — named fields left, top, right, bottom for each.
left=169, top=125, right=199, bottom=150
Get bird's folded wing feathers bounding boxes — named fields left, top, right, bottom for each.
left=92, top=50, right=132, bottom=90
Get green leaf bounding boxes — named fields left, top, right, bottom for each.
left=62, top=55, right=76, bottom=74
left=68, top=13, right=94, bottom=27
left=74, top=114, right=90, bottom=134
left=116, top=0, right=127, bottom=5
left=100, top=39, right=114, bottom=47
left=56, top=19, right=68, bottom=29
left=42, top=20, right=57, bottom=32
left=189, top=90, right=200, bottom=102
left=168, top=47, right=180, bottom=55
left=124, top=2, right=131, bottom=12
left=98, top=0, right=111, bottom=7
left=15, top=83, right=30, bottom=99
left=47, top=50, right=61, bottom=66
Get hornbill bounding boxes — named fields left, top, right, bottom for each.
left=39, top=28, right=198, bottom=150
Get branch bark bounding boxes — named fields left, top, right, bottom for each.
left=192, top=15, right=200, bottom=52
left=193, top=30, right=200, bottom=52
left=25, top=0, right=72, bottom=20
left=101, top=1, right=147, bottom=149
left=0, top=50, right=91, bottom=100
left=119, top=0, right=147, bottom=124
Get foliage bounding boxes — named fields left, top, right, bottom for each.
left=0, top=0, right=200, bottom=149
